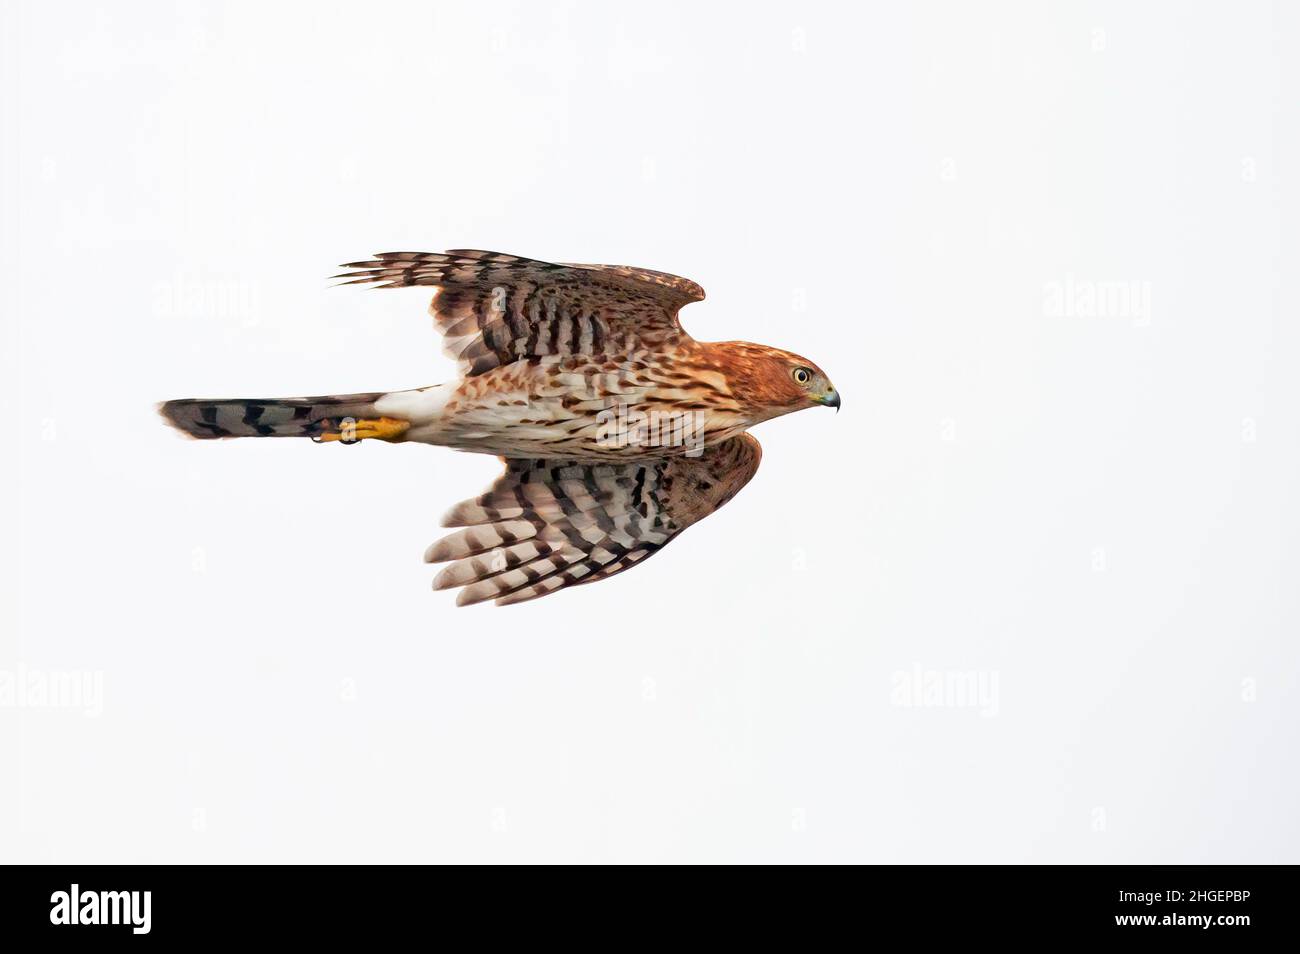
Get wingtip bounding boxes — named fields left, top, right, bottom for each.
left=439, top=500, right=485, bottom=528
left=455, top=587, right=492, bottom=607
left=431, top=566, right=459, bottom=590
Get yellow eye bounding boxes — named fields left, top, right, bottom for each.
left=792, top=367, right=812, bottom=386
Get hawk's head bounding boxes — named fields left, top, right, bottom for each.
left=712, top=342, right=840, bottom=419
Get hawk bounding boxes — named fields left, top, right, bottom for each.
left=160, top=250, right=839, bottom=606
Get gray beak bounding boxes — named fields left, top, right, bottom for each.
left=823, top=390, right=841, bottom=412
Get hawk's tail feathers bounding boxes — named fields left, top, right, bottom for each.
left=158, top=393, right=386, bottom=440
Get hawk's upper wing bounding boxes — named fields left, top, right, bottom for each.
left=335, top=249, right=705, bottom=376
left=425, top=434, right=761, bottom=606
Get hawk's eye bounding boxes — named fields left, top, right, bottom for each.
left=792, top=367, right=813, bottom=386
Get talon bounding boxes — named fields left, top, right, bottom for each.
left=312, top=416, right=410, bottom=443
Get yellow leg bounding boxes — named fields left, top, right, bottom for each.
left=313, top=416, right=410, bottom=444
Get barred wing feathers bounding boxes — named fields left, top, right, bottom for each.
left=335, top=249, right=705, bottom=377
left=425, top=434, right=761, bottom=606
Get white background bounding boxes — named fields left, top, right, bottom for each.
left=2, top=1, right=1296, bottom=863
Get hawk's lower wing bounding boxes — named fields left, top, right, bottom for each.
left=426, top=435, right=762, bottom=606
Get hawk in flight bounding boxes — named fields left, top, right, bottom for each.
left=161, top=250, right=840, bottom=606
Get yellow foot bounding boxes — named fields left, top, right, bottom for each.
left=312, top=416, right=410, bottom=444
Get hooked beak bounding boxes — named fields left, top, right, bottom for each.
left=821, top=389, right=841, bottom=412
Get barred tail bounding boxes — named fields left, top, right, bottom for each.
left=158, top=392, right=385, bottom=439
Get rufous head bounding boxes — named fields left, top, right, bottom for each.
left=711, top=341, right=840, bottom=420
